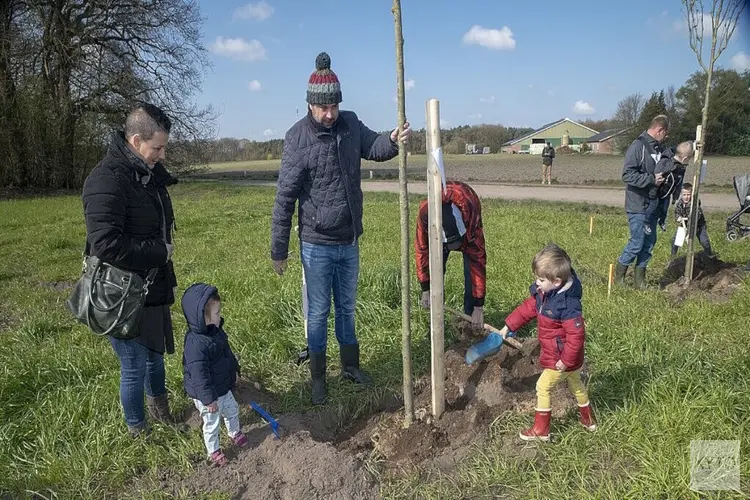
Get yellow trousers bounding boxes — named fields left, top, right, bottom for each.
left=536, top=368, right=590, bottom=410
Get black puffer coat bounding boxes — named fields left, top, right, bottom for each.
left=82, top=131, right=178, bottom=307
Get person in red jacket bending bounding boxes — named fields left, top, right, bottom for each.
left=415, top=181, right=486, bottom=328
left=497, top=243, right=596, bottom=441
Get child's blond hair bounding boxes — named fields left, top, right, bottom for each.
left=532, top=243, right=572, bottom=282
left=676, top=141, right=694, bottom=160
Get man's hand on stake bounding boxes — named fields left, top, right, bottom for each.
left=391, top=121, right=411, bottom=144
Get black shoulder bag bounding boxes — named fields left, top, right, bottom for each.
left=65, top=242, right=158, bottom=340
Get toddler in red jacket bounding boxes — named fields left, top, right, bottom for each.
left=497, top=243, right=596, bottom=441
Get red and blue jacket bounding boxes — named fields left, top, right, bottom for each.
left=504, top=271, right=586, bottom=371
left=415, top=181, right=486, bottom=306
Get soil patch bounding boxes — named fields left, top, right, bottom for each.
left=660, top=253, right=746, bottom=304
left=338, top=337, right=579, bottom=473
left=147, top=332, right=579, bottom=498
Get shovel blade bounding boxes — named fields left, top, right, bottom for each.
left=466, top=332, right=507, bottom=365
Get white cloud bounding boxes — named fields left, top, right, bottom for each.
left=392, top=78, right=416, bottom=102
left=210, top=37, right=267, bottom=61
left=263, top=128, right=274, bottom=137
left=234, top=1, right=274, bottom=21
left=462, top=25, right=516, bottom=50
left=730, top=51, right=750, bottom=71
left=673, top=13, right=713, bottom=37
left=479, top=95, right=496, bottom=104
left=572, top=100, right=596, bottom=115
left=440, top=119, right=449, bottom=128
left=248, top=80, right=262, bottom=91
left=468, top=113, right=483, bottom=120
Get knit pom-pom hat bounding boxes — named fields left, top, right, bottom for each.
left=306, top=52, right=342, bottom=105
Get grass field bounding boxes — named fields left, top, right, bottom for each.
left=1, top=183, right=749, bottom=498
left=206, top=154, right=750, bottom=187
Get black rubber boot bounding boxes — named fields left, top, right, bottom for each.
left=339, top=344, right=372, bottom=385
left=634, top=266, right=647, bottom=289
left=309, top=351, right=327, bottom=405
left=614, top=262, right=628, bottom=285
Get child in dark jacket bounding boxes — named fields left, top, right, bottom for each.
left=643, top=141, right=693, bottom=234
left=182, top=283, right=247, bottom=467
left=671, top=183, right=714, bottom=258
left=497, top=244, right=596, bottom=441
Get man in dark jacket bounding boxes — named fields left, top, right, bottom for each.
left=82, top=103, right=179, bottom=435
left=541, top=142, right=555, bottom=185
left=270, top=52, right=411, bottom=405
left=614, top=115, right=669, bottom=289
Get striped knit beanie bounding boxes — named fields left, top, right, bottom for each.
left=306, top=52, right=342, bottom=105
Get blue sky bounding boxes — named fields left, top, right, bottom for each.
left=197, top=0, right=750, bottom=140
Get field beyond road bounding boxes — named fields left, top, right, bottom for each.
left=205, top=153, right=750, bottom=188
left=1, top=183, right=749, bottom=498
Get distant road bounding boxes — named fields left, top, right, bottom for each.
left=227, top=180, right=738, bottom=213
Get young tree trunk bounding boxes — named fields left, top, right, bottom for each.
left=392, top=0, right=413, bottom=428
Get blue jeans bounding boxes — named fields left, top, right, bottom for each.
left=618, top=212, right=658, bottom=268
left=301, top=241, right=359, bottom=354
left=109, top=336, right=166, bottom=427
left=443, top=249, right=474, bottom=315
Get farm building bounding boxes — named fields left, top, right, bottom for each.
left=501, top=118, right=598, bottom=154
left=583, top=127, right=632, bottom=154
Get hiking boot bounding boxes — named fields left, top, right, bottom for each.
left=578, top=403, right=597, bottom=432
left=519, top=409, right=551, bottom=442
left=634, top=266, right=647, bottom=289
left=340, top=344, right=372, bottom=385
left=147, top=393, right=176, bottom=424
left=231, top=431, right=248, bottom=447
left=147, top=393, right=188, bottom=432
left=309, top=351, right=327, bottom=406
left=614, top=262, right=628, bottom=286
left=210, top=449, right=228, bottom=467
left=127, top=421, right=150, bottom=438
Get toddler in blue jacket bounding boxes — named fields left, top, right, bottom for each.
left=182, top=283, right=247, bottom=467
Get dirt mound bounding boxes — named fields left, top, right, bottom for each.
left=147, top=332, right=581, bottom=497
left=659, top=253, right=746, bottom=303
left=338, top=338, right=580, bottom=472
left=157, top=429, right=378, bottom=500
left=151, top=379, right=381, bottom=499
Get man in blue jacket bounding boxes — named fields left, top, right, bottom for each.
left=270, top=52, right=411, bottom=405
left=615, top=115, right=670, bottom=288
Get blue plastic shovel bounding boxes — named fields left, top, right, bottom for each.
left=250, top=401, right=281, bottom=439
left=465, top=330, right=516, bottom=365
left=444, top=307, right=523, bottom=365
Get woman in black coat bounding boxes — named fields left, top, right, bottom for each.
left=82, top=104, right=179, bottom=436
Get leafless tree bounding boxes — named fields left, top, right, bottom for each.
left=0, top=0, right=216, bottom=188
left=682, top=0, right=746, bottom=280
left=612, top=92, right=644, bottom=128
